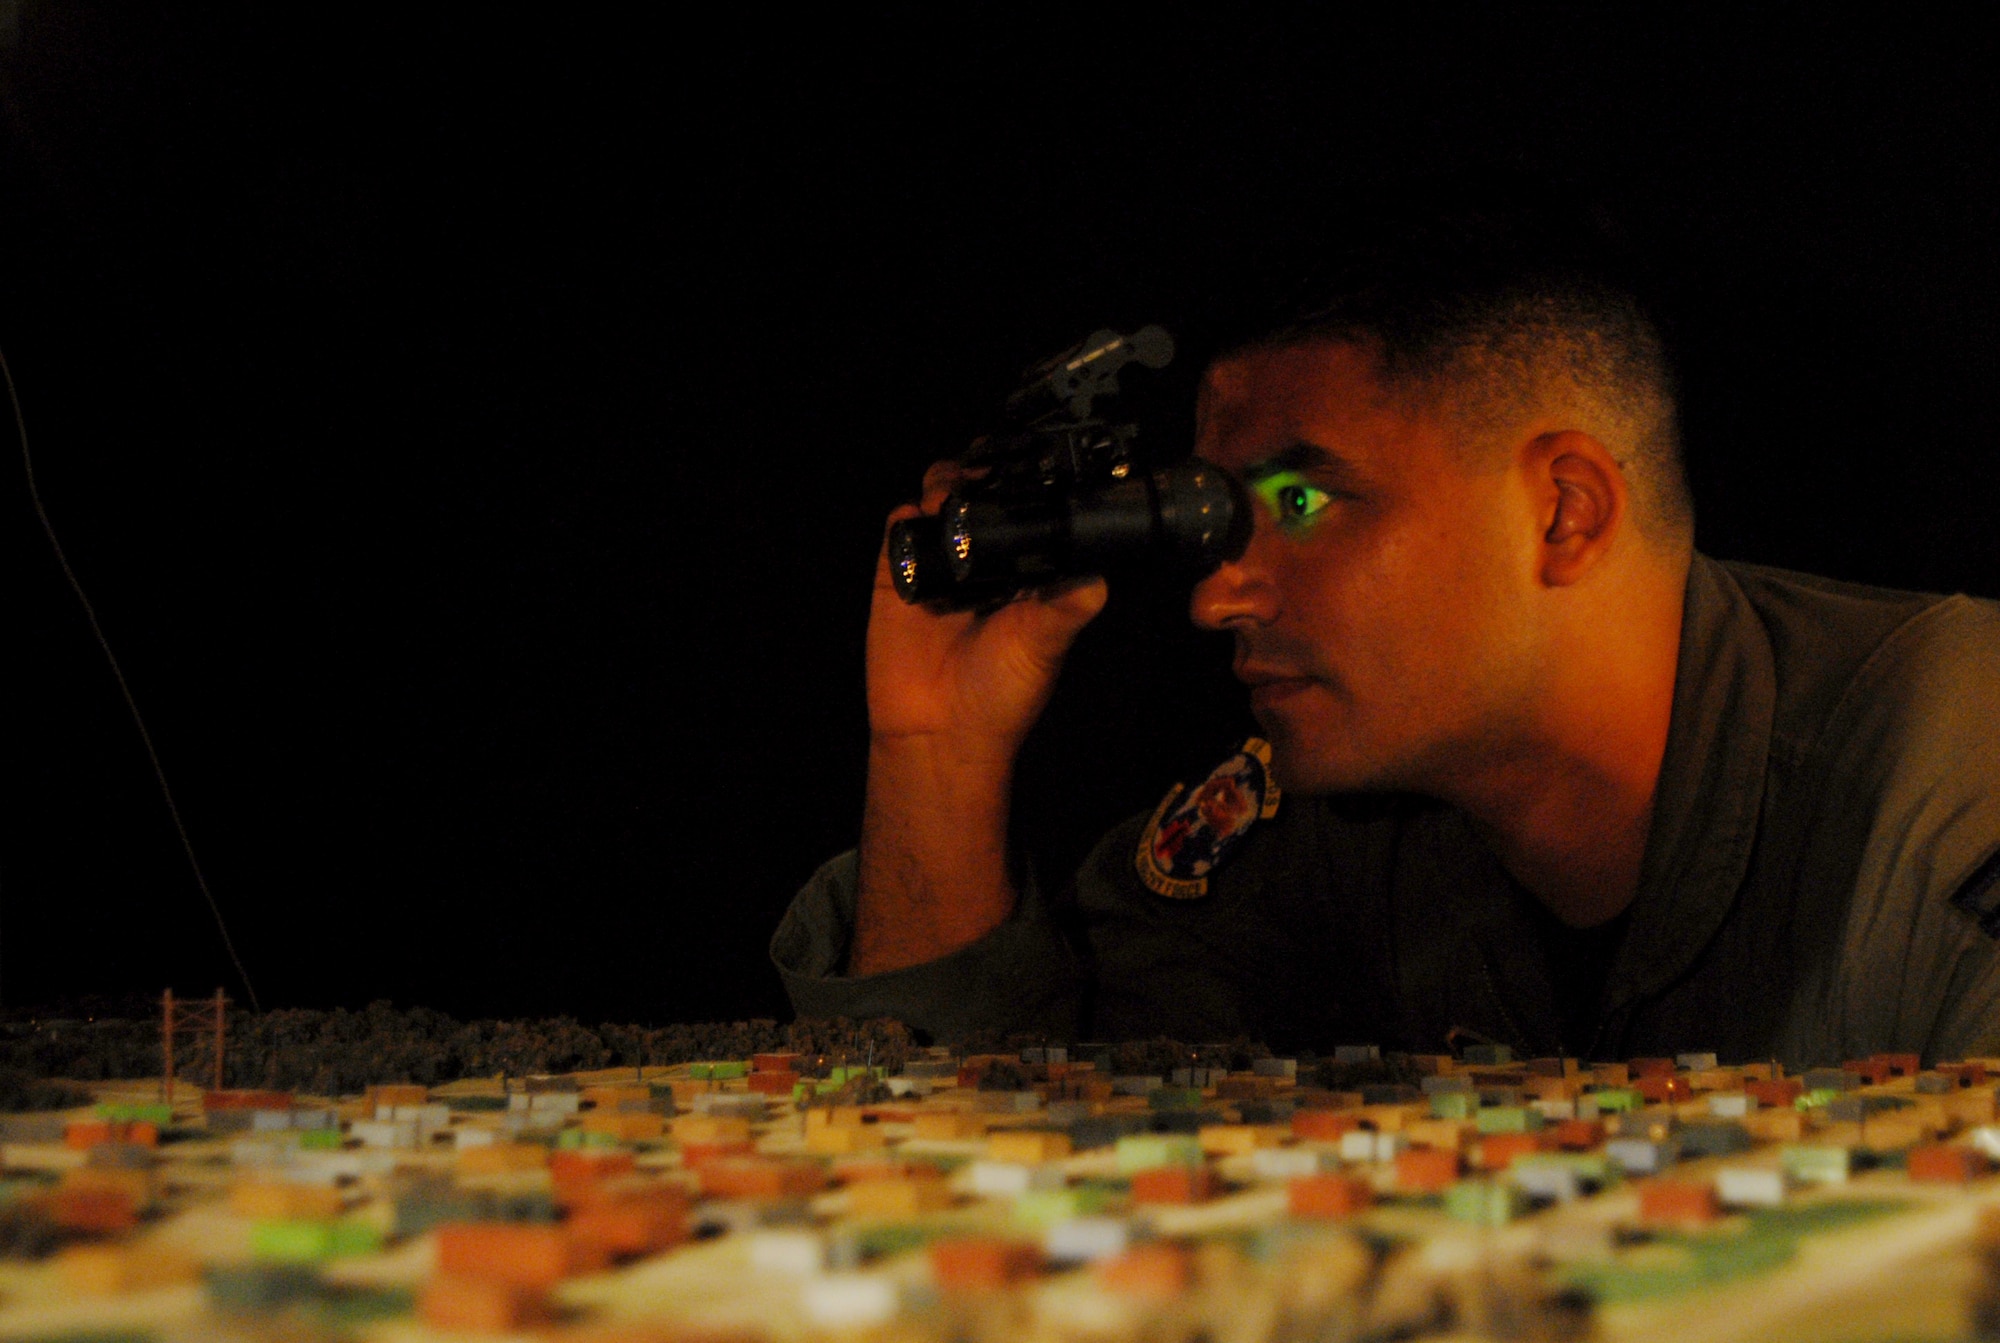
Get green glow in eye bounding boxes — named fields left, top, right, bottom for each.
left=1253, top=471, right=1334, bottom=528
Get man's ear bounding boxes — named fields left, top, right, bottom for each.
left=1528, top=430, right=1626, bottom=587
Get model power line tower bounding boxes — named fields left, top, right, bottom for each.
left=161, top=987, right=228, bottom=1104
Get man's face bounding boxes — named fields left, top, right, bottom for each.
left=1191, top=341, right=1546, bottom=796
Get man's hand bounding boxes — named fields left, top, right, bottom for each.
left=851, top=463, right=1108, bottom=976
left=867, top=463, right=1110, bottom=749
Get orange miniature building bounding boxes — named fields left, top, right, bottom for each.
left=1547, top=1119, right=1605, bottom=1150
left=1394, top=1147, right=1459, bottom=1193
left=435, top=1223, right=604, bottom=1289
left=1908, top=1144, right=1991, bottom=1184
left=1478, top=1133, right=1546, bottom=1171
left=1129, top=1166, right=1219, bottom=1205
left=1632, top=1075, right=1694, bottom=1104
left=64, top=1119, right=160, bottom=1150
left=929, top=1237, right=1041, bottom=1292
left=1287, top=1173, right=1374, bottom=1218
left=203, top=1090, right=295, bottom=1112
left=1292, top=1110, right=1360, bottom=1141
left=567, top=1190, right=689, bottom=1259
left=1747, top=1078, right=1806, bottom=1107
left=550, top=1150, right=638, bottom=1205
left=62, top=1121, right=114, bottom=1150
left=50, top=1188, right=137, bottom=1235
left=696, top=1157, right=826, bottom=1200
left=1637, top=1180, right=1721, bottom=1226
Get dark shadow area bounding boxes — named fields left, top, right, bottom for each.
left=0, top=10, right=1994, bottom=1024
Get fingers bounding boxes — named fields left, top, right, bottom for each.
left=1035, top=574, right=1111, bottom=619
left=919, top=459, right=969, bottom=511
left=1001, top=575, right=1109, bottom=665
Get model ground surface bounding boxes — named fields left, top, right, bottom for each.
left=4, top=1030, right=2000, bottom=1341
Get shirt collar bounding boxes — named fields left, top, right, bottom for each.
left=1603, top=553, right=1776, bottom=1013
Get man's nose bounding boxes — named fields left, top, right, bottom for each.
left=1190, top=544, right=1278, bottom=630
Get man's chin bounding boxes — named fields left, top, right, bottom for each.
left=1264, top=735, right=1344, bottom=799
left=1262, top=731, right=1371, bottom=797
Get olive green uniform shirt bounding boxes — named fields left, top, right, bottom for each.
left=772, top=556, right=2000, bottom=1065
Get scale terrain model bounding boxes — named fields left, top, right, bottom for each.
left=3, top=1011, right=2000, bottom=1342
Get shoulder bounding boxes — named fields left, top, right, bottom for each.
left=1794, top=581, right=2000, bottom=789
left=1715, top=559, right=1994, bottom=723
left=1703, top=557, right=2000, bottom=772
left=1751, top=566, right=2000, bottom=1054
left=1716, top=558, right=2000, bottom=667
left=1719, top=557, right=2000, bottom=658
left=1748, top=559, right=2000, bottom=877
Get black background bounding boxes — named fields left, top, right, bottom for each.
left=1, top=8, right=1995, bottom=1025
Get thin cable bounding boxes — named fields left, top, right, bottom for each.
left=2, top=344, right=260, bottom=1012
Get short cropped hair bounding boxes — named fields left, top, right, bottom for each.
left=1225, top=215, right=1694, bottom=547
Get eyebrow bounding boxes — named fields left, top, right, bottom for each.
left=1238, top=441, right=1366, bottom=489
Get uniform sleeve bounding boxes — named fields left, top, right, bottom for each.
left=1925, top=849, right=2000, bottom=1060
left=769, top=851, right=1085, bottom=1041
left=1814, top=597, right=2000, bottom=1062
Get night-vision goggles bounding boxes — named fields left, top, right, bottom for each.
left=889, top=325, right=1250, bottom=609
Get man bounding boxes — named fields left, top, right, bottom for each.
left=771, top=237, right=2000, bottom=1066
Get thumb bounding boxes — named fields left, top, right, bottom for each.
left=1004, top=575, right=1110, bottom=666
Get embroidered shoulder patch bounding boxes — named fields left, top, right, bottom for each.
left=1135, top=738, right=1282, bottom=899
left=1949, top=847, right=2000, bottom=938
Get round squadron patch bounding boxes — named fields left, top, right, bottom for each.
left=1135, top=738, right=1282, bottom=899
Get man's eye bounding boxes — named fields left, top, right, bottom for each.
left=1255, top=473, right=1334, bottom=527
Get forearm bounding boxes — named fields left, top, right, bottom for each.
left=850, top=476, right=1107, bottom=977
left=852, top=735, right=1018, bottom=975
left=773, top=850, right=1084, bottom=1041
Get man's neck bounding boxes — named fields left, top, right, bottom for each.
left=1447, top=573, right=1685, bottom=929
left=1464, top=757, right=1663, bottom=927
